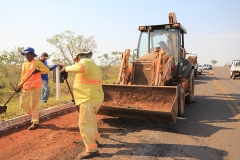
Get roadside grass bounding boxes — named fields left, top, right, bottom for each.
left=0, top=94, right=72, bottom=122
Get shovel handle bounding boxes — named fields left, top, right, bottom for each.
left=3, top=72, right=34, bottom=107
left=63, top=79, right=79, bottom=112
left=65, top=79, right=75, bottom=101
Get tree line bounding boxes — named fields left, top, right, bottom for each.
left=0, top=30, right=130, bottom=89
left=1, top=30, right=219, bottom=86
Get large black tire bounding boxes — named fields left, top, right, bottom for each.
left=178, top=86, right=185, bottom=117
left=185, top=69, right=195, bottom=103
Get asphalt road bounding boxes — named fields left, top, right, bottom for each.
left=96, top=67, right=240, bottom=160
left=0, top=67, right=239, bottom=160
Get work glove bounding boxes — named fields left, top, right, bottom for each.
left=32, top=68, right=41, bottom=74
left=60, top=71, right=68, bottom=80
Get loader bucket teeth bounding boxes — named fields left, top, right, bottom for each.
left=98, top=84, right=178, bottom=122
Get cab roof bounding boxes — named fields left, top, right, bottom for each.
left=138, top=23, right=187, bottom=34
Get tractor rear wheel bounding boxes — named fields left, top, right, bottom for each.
left=185, top=69, right=195, bottom=103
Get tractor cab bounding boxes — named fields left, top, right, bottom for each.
left=137, top=23, right=187, bottom=66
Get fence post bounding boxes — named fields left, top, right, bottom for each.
left=56, top=66, right=60, bottom=101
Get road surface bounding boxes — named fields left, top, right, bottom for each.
left=0, top=67, right=239, bottom=160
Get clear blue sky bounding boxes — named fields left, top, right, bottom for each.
left=0, top=0, right=240, bottom=65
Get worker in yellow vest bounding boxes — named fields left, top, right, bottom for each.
left=17, top=47, right=50, bottom=130
left=60, top=50, right=104, bottom=159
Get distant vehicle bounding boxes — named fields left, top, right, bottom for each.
left=203, top=64, right=211, bottom=70
left=197, top=65, right=203, bottom=74
left=230, top=60, right=240, bottom=80
left=210, top=65, right=212, bottom=69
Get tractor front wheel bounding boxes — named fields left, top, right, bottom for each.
left=185, top=69, right=195, bottom=104
left=178, top=86, right=185, bottom=117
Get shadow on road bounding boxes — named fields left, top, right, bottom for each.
left=98, top=142, right=227, bottom=160
left=194, top=71, right=233, bottom=85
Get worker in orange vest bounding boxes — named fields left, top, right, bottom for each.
left=60, top=50, right=104, bottom=159
left=16, top=47, right=50, bottom=130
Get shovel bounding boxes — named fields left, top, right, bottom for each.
left=0, top=72, right=35, bottom=114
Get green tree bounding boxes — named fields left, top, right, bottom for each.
left=98, top=51, right=122, bottom=66
left=211, top=60, right=218, bottom=66
left=224, top=62, right=229, bottom=67
left=0, top=47, right=25, bottom=89
left=98, top=51, right=136, bottom=81
left=47, top=30, right=97, bottom=65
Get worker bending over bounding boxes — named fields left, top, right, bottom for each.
left=17, top=47, right=50, bottom=130
left=61, top=51, right=103, bottom=158
left=60, top=50, right=104, bottom=159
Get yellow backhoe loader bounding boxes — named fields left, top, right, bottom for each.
left=98, top=12, right=194, bottom=122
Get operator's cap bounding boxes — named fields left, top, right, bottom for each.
left=41, top=52, right=49, bottom=58
left=73, top=49, right=93, bottom=62
left=21, top=47, right=38, bottom=57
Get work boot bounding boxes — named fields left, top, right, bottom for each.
left=28, top=123, right=39, bottom=130
left=75, top=151, right=99, bottom=159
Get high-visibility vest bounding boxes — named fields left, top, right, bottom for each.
left=22, top=59, right=42, bottom=90
left=72, top=59, right=104, bottom=104
left=74, top=59, right=102, bottom=85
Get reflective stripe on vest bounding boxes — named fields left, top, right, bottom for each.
left=22, top=60, right=42, bottom=90
left=79, top=63, right=86, bottom=73
left=75, top=78, right=102, bottom=84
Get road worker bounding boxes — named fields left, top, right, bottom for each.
left=39, top=52, right=59, bottom=103
left=158, top=40, right=170, bottom=53
left=60, top=50, right=104, bottom=159
left=17, top=47, right=50, bottom=130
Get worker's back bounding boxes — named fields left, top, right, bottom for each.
left=79, top=59, right=102, bottom=80
left=73, top=58, right=104, bottom=104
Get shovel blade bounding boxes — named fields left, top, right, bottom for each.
left=0, top=106, right=7, bottom=114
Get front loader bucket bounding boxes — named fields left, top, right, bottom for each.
left=98, top=84, right=178, bottom=122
